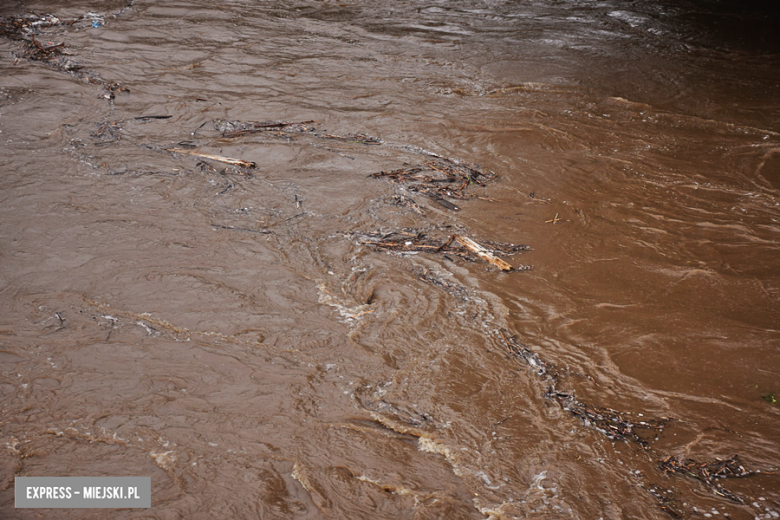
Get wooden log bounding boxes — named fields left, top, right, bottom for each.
left=454, top=235, right=513, bottom=271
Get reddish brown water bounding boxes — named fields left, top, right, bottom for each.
left=1, top=1, right=779, bottom=518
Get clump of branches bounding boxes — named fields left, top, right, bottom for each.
left=1, top=13, right=127, bottom=97
left=550, top=387, right=667, bottom=446
left=659, top=455, right=778, bottom=503
left=2, top=14, right=72, bottom=65
left=370, top=159, right=495, bottom=209
left=347, top=230, right=531, bottom=271
left=1, top=14, right=63, bottom=41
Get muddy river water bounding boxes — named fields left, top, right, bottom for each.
left=1, top=1, right=779, bottom=518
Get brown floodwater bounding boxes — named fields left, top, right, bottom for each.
left=1, top=1, right=779, bottom=518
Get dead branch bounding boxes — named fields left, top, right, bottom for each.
left=166, top=148, right=256, bottom=169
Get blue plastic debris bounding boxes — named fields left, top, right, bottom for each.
left=92, top=20, right=101, bottom=28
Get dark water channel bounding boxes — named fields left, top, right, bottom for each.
left=1, top=1, right=779, bottom=518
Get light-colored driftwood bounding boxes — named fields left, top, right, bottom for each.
left=454, top=235, right=513, bottom=271
left=166, top=148, right=256, bottom=169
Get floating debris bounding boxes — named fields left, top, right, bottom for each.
left=19, top=35, right=72, bottom=64
left=1, top=14, right=64, bottom=43
left=210, top=224, right=273, bottom=234
left=501, top=326, right=780, bottom=507
left=391, top=194, right=424, bottom=215
left=213, top=120, right=492, bottom=208
left=431, top=197, right=460, bottom=210
left=91, top=120, right=123, bottom=144
left=499, top=330, right=550, bottom=376
left=545, top=212, right=562, bottom=224
left=347, top=231, right=531, bottom=271
left=91, top=116, right=171, bottom=144
left=98, top=82, right=129, bottom=101
left=134, top=115, right=172, bottom=122
left=1, top=13, right=128, bottom=96
left=550, top=390, right=666, bottom=446
left=413, top=267, right=469, bottom=302
left=370, top=158, right=494, bottom=209
left=455, top=235, right=513, bottom=271
left=500, top=332, right=668, bottom=448
left=318, top=132, right=382, bottom=144
left=528, top=191, right=551, bottom=204
left=216, top=119, right=383, bottom=145
left=658, top=455, right=778, bottom=503
left=216, top=119, right=317, bottom=138
left=165, top=148, right=257, bottom=169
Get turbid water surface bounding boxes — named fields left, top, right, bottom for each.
left=1, top=1, right=779, bottom=518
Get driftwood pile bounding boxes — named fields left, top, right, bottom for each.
left=659, top=455, right=778, bottom=503
left=1, top=13, right=127, bottom=98
left=548, top=388, right=666, bottom=447
left=347, top=231, right=531, bottom=271
left=370, top=158, right=495, bottom=211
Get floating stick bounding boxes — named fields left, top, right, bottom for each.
left=454, top=235, right=513, bottom=271
left=166, top=148, right=256, bottom=169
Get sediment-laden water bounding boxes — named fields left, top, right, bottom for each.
left=1, top=1, right=779, bottom=518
